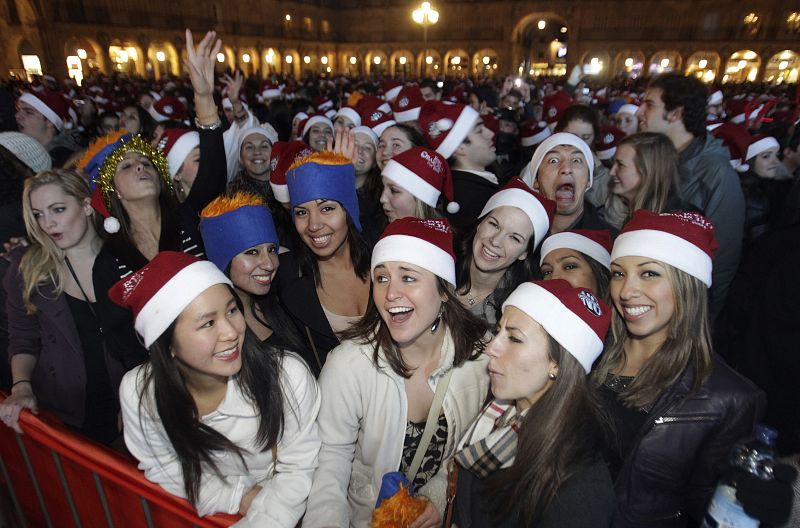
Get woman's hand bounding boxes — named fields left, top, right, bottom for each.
left=221, top=71, right=244, bottom=103
left=184, top=29, right=220, bottom=98
left=238, top=484, right=262, bottom=515
left=326, top=128, right=356, bottom=162
left=409, top=500, right=441, bottom=528
left=1, top=382, right=38, bottom=434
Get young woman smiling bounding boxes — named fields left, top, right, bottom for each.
left=377, top=122, right=427, bottom=170
left=593, top=210, right=764, bottom=526
left=450, top=279, right=615, bottom=527
left=539, top=229, right=612, bottom=301
left=113, top=252, right=320, bottom=526
left=274, top=151, right=371, bottom=375
left=1, top=170, right=121, bottom=444
left=199, top=193, right=307, bottom=355
left=456, top=177, right=555, bottom=326
left=304, top=217, right=489, bottom=528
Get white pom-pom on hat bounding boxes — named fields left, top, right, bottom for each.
left=104, top=216, right=121, bottom=234
left=446, top=201, right=461, bottom=214
left=436, top=118, right=454, bottom=132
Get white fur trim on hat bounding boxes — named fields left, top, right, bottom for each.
left=611, top=229, right=713, bottom=286
left=617, top=104, right=639, bottom=116
left=540, top=232, right=611, bottom=270
left=166, top=131, right=199, bottom=177
left=271, top=182, right=290, bottom=203
left=503, top=282, right=603, bottom=373
left=373, top=119, right=396, bottom=137
left=479, top=188, right=550, bottom=250
left=335, top=107, right=362, bottom=127
left=597, top=145, right=616, bottom=161
left=19, top=93, right=64, bottom=130
left=382, top=159, right=441, bottom=208
left=371, top=234, right=456, bottom=286
left=436, top=105, right=480, bottom=159
left=238, top=126, right=276, bottom=157
left=521, top=125, right=551, bottom=147
left=521, top=132, right=595, bottom=190
left=135, top=261, right=232, bottom=347
left=394, top=106, right=421, bottom=123
left=707, top=91, right=723, bottom=107
left=385, top=85, right=403, bottom=102
left=746, top=136, right=779, bottom=162
left=352, top=126, right=378, bottom=149
left=302, top=115, right=334, bottom=138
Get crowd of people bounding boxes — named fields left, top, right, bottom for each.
left=0, top=27, right=799, bottom=527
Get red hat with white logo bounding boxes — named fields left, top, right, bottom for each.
left=108, top=251, right=232, bottom=347
left=520, top=119, right=552, bottom=147
left=150, top=95, right=187, bottom=122
left=418, top=100, right=480, bottom=158
left=543, top=90, right=573, bottom=124
left=611, top=210, right=718, bottom=287
left=382, top=80, right=403, bottom=102
left=18, top=90, right=69, bottom=130
left=596, top=126, right=626, bottom=161
left=540, top=229, right=613, bottom=270
left=371, top=217, right=456, bottom=286
left=356, top=95, right=392, bottom=116
left=503, top=279, right=611, bottom=373
left=157, top=128, right=200, bottom=178
left=381, top=147, right=459, bottom=213
left=270, top=140, right=314, bottom=203
left=479, top=177, right=556, bottom=250
left=313, top=96, right=334, bottom=113
left=391, top=86, right=425, bottom=122
left=361, top=108, right=396, bottom=137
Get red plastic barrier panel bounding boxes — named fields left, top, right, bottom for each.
left=0, top=392, right=240, bottom=527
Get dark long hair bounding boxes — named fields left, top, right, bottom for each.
left=137, top=288, right=285, bottom=506
left=456, top=221, right=537, bottom=318
left=341, top=277, right=487, bottom=378
left=123, top=105, right=157, bottom=142
left=294, top=211, right=371, bottom=286
left=488, top=336, right=605, bottom=524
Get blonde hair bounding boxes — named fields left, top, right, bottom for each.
left=592, top=263, right=712, bottom=409
left=618, top=133, right=681, bottom=221
left=20, top=169, right=94, bottom=314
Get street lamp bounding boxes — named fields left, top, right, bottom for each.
left=412, top=2, right=439, bottom=75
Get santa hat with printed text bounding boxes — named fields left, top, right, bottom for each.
left=503, top=279, right=611, bottom=373
left=371, top=217, right=456, bottom=286
left=391, top=86, right=425, bottom=122
left=108, top=252, right=232, bottom=347
left=479, top=177, right=556, bottom=250
left=381, top=147, right=459, bottom=213
left=611, top=210, right=718, bottom=287
left=18, top=90, right=69, bottom=131
left=418, top=100, right=480, bottom=158
left=540, top=229, right=613, bottom=270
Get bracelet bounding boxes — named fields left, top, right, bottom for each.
left=194, top=117, right=222, bottom=130
left=12, top=379, right=31, bottom=388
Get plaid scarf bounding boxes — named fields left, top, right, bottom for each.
left=453, top=400, right=525, bottom=478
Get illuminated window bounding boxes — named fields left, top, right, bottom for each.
left=742, top=12, right=761, bottom=36
left=303, top=17, right=313, bottom=33
left=788, top=12, right=800, bottom=34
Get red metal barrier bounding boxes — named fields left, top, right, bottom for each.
left=0, top=392, right=240, bottom=527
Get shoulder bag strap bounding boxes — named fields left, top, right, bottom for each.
left=405, top=368, right=454, bottom=484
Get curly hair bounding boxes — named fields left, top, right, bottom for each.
left=648, top=73, right=708, bottom=138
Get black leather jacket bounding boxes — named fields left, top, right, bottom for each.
left=612, top=354, right=765, bottom=528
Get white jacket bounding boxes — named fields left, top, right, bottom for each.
left=304, top=329, right=490, bottom=528
left=119, top=353, right=320, bottom=527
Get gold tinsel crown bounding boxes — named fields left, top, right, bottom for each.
left=200, top=192, right=266, bottom=219
left=96, top=135, right=173, bottom=206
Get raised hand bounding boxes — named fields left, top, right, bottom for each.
left=222, top=70, right=244, bottom=102
left=327, top=128, right=356, bottom=162
left=184, top=29, right=221, bottom=99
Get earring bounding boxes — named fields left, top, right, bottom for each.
left=548, top=372, right=557, bottom=380
left=430, top=306, right=444, bottom=334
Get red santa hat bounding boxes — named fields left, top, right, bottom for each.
left=156, top=129, right=200, bottom=178
left=611, top=210, right=718, bottom=287
left=540, top=229, right=613, bottom=270
left=352, top=126, right=379, bottom=149
left=711, top=122, right=752, bottom=172
left=418, top=100, right=480, bottom=158
left=335, top=106, right=362, bottom=127
left=596, top=126, right=626, bottom=161
left=382, top=80, right=403, bottom=102
left=543, top=90, right=573, bottom=124
left=108, top=251, right=232, bottom=347
left=371, top=217, right=456, bottom=286
left=361, top=109, right=396, bottom=137
left=270, top=140, right=314, bottom=203
left=381, top=147, right=459, bottom=213
left=707, top=90, right=723, bottom=107
left=391, top=86, right=425, bottom=122
left=479, top=177, right=556, bottom=250
left=443, top=87, right=467, bottom=104
left=301, top=113, right=334, bottom=138
left=150, top=95, right=187, bottom=122
left=520, top=119, right=552, bottom=147
left=313, top=95, right=334, bottom=113
left=503, top=279, right=611, bottom=373
left=746, top=134, right=780, bottom=162
left=18, top=90, right=69, bottom=131
left=481, top=113, right=499, bottom=137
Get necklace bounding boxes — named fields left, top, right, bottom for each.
left=467, top=292, right=477, bottom=306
